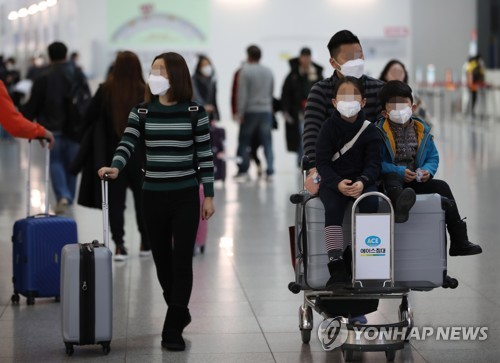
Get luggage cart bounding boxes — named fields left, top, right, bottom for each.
left=288, top=159, right=457, bottom=361
left=289, top=191, right=412, bottom=361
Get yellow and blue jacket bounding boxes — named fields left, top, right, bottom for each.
left=375, top=116, right=438, bottom=178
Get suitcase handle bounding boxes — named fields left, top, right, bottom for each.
left=26, top=139, right=50, bottom=217
left=101, top=174, right=110, bottom=249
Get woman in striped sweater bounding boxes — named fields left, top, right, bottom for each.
left=98, top=52, right=215, bottom=351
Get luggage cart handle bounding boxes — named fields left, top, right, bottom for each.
left=351, top=191, right=393, bottom=216
left=351, top=191, right=395, bottom=288
left=101, top=174, right=110, bottom=249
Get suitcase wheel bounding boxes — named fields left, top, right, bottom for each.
left=11, top=294, right=20, bottom=305
left=26, top=296, right=35, bottom=305
left=65, top=343, right=74, bottom=356
left=101, top=342, right=111, bottom=355
left=200, top=246, right=205, bottom=254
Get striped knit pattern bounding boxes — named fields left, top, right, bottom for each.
left=325, top=225, right=344, bottom=254
left=303, top=73, right=384, bottom=163
left=389, top=120, right=418, bottom=170
left=111, top=100, right=215, bottom=197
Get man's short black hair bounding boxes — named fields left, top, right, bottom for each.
left=300, top=47, right=311, bottom=56
left=378, top=80, right=414, bottom=108
left=332, top=76, right=366, bottom=99
left=327, top=30, right=360, bottom=58
left=247, top=45, right=261, bottom=61
left=48, top=41, right=68, bottom=62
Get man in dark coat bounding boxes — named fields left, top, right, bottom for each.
left=281, top=48, right=323, bottom=166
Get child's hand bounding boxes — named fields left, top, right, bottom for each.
left=420, top=170, right=431, bottom=182
left=404, top=169, right=416, bottom=183
left=338, top=179, right=353, bottom=196
left=349, top=181, right=364, bottom=198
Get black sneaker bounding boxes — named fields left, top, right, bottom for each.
left=326, top=259, right=350, bottom=289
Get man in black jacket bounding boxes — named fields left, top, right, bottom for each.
left=23, top=41, right=90, bottom=214
left=281, top=47, right=323, bottom=166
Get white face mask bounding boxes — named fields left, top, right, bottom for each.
left=148, top=74, right=170, bottom=96
left=337, top=58, right=365, bottom=79
left=336, top=100, right=361, bottom=118
left=200, top=64, right=213, bottom=77
left=389, top=106, right=413, bottom=124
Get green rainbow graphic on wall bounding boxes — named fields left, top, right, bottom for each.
left=107, top=0, right=209, bottom=47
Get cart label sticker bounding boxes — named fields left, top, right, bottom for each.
left=354, top=214, right=391, bottom=280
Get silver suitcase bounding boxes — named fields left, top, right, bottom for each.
left=61, top=178, right=112, bottom=356
left=301, top=194, right=446, bottom=290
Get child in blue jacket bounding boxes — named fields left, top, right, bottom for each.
left=376, top=80, right=482, bottom=256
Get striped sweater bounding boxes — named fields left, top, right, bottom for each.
left=303, top=72, right=384, bottom=163
left=111, top=100, right=215, bottom=197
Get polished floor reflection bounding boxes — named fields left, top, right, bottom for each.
left=0, top=113, right=499, bottom=362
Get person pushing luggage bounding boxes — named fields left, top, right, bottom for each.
left=98, top=52, right=215, bottom=351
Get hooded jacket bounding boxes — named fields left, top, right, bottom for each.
left=376, top=116, right=438, bottom=178
left=281, top=57, right=323, bottom=119
left=281, top=57, right=323, bottom=151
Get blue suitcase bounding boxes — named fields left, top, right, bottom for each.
left=11, top=141, right=78, bottom=305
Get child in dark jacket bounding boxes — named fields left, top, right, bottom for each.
left=376, top=80, right=482, bottom=257
left=315, top=76, right=382, bottom=288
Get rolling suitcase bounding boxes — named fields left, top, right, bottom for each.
left=210, top=125, right=226, bottom=181
left=300, top=194, right=446, bottom=290
left=11, top=141, right=78, bottom=305
left=61, top=177, right=112, bottom=356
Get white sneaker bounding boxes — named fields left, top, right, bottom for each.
left=114, top=245, right=128, bottom=261
left=233, top=173, right=250, bottom=182
left=55, top=198, right=69, bottom=214
left=139, top=241, right=152, bottom=257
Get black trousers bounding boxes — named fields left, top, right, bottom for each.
left=142, top=186, right=200, bottom=308
left=319, top=184, right=379, bottom=227
left=383, top=173, right=461, bottom=223
left=108, top=155, right=146, bottom=246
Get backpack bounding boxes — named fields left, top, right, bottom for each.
left=62, top=67, right=91, bottom=142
